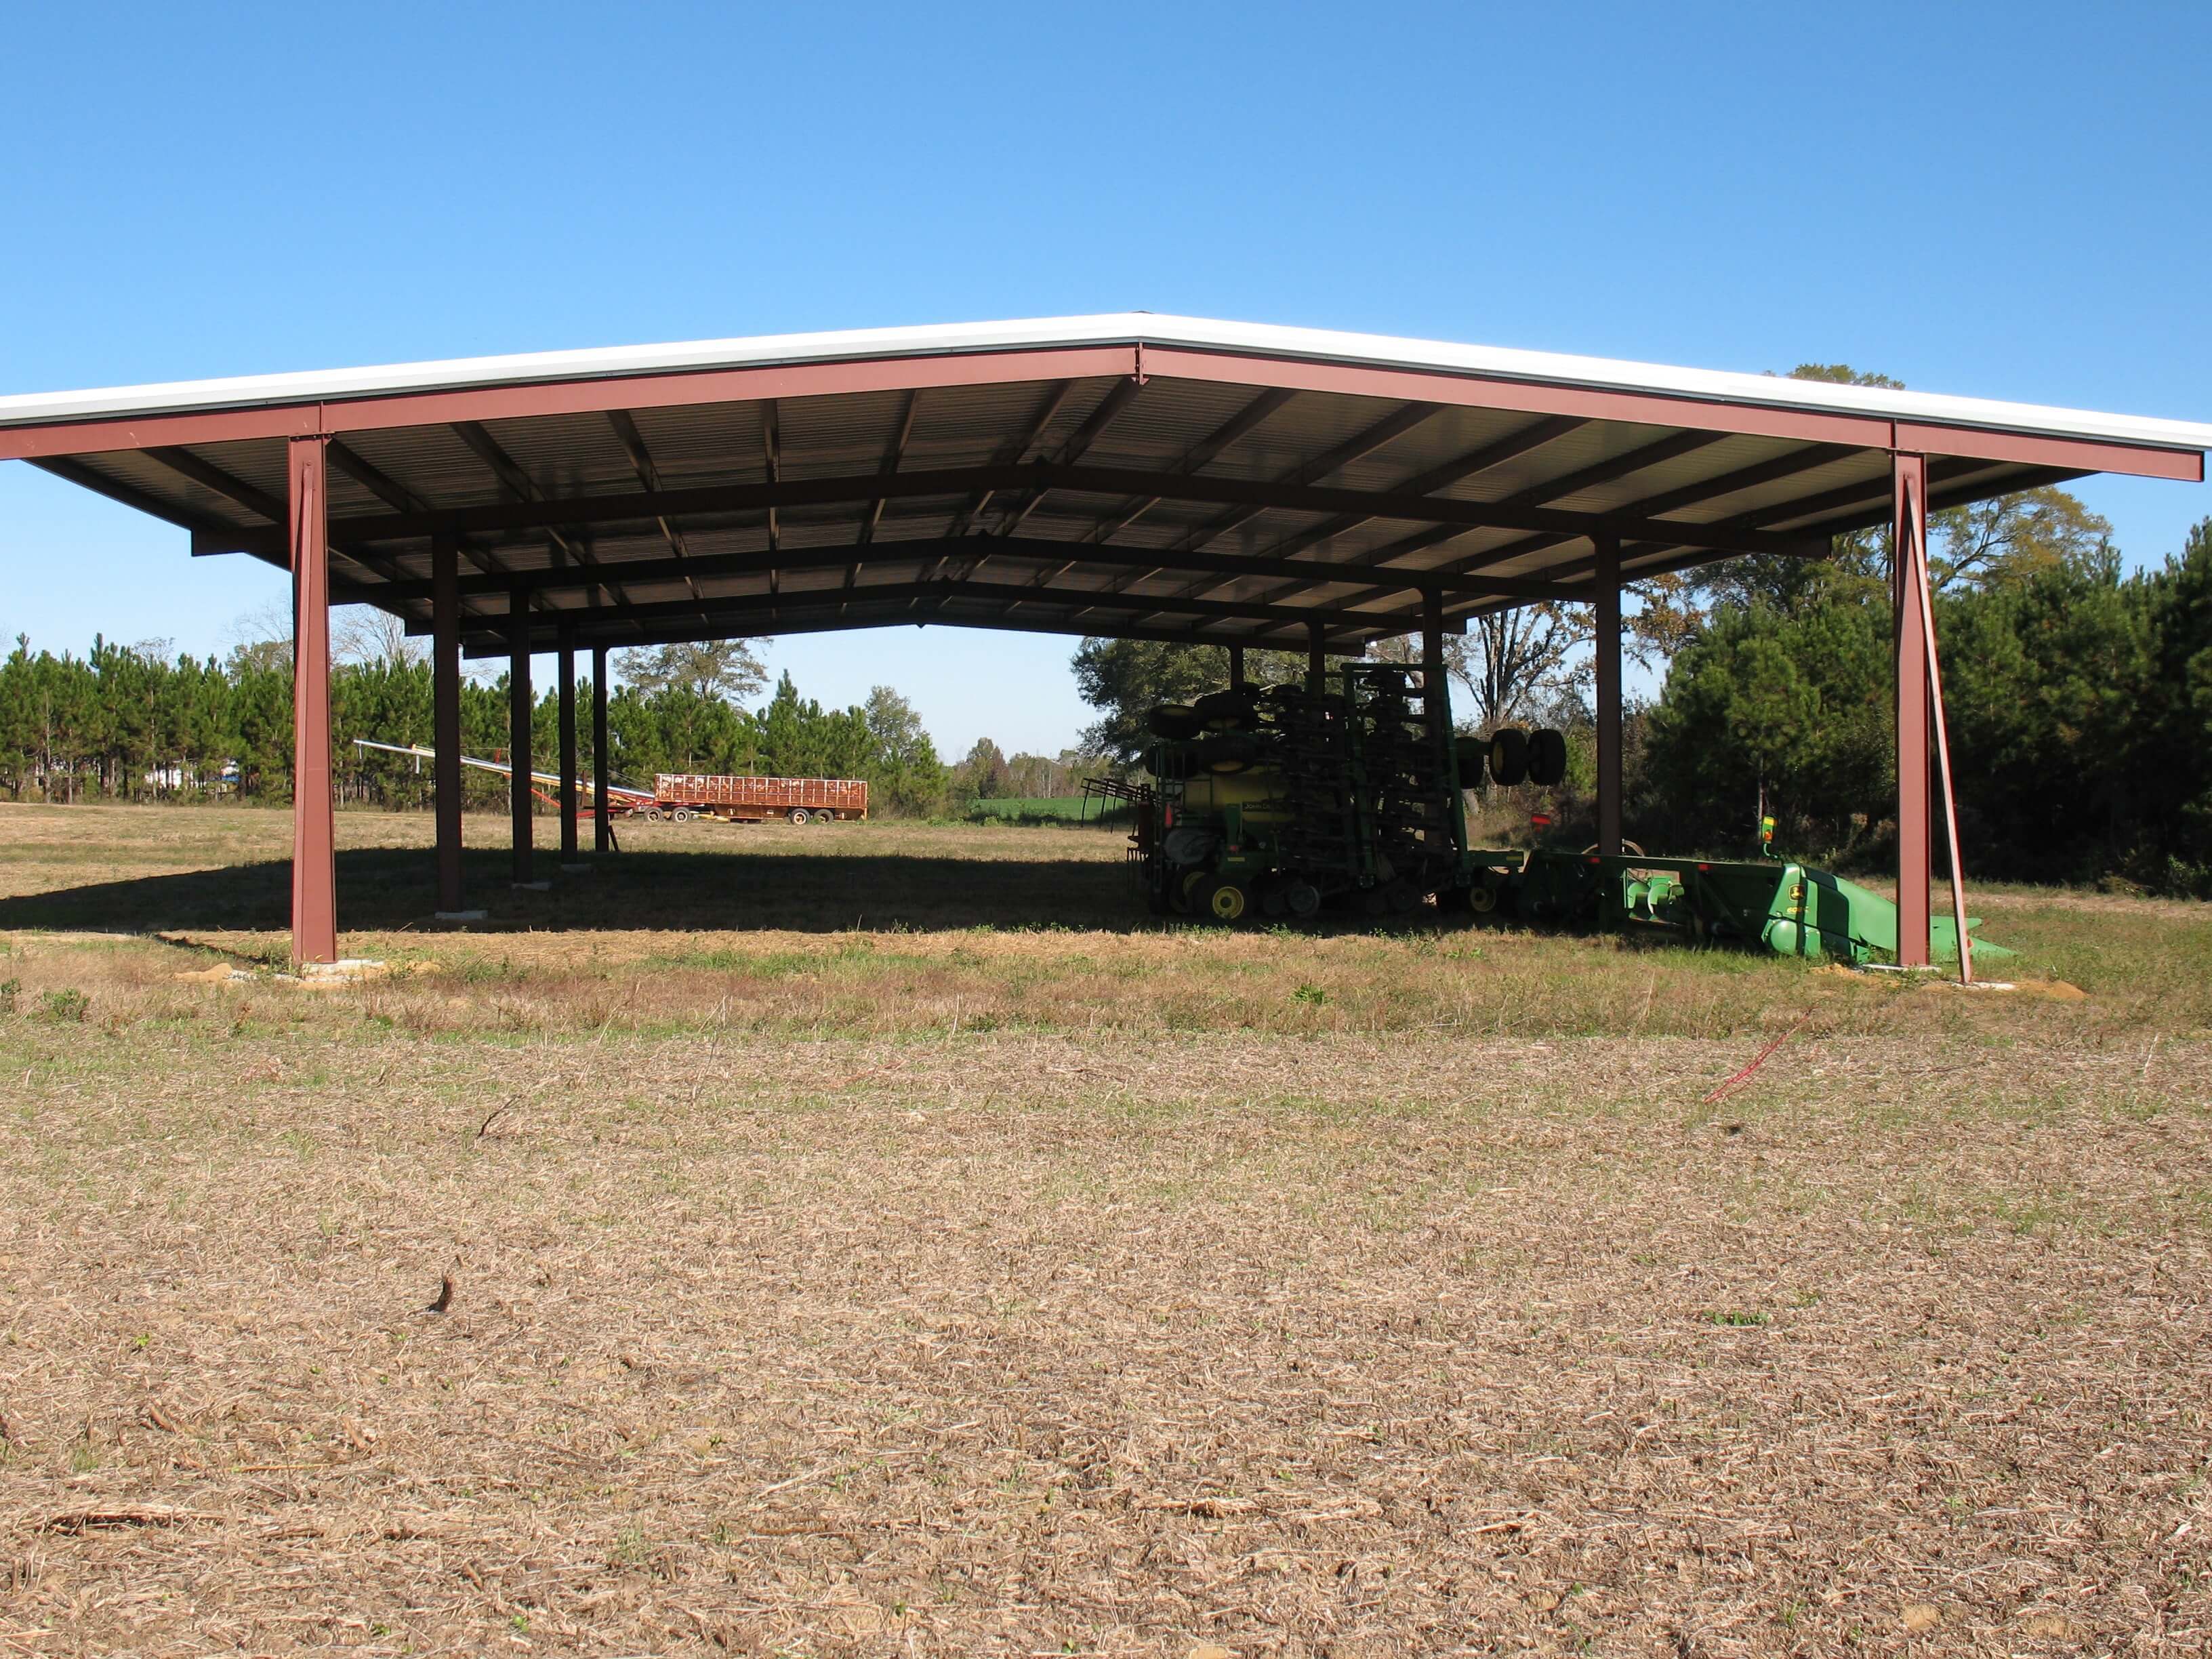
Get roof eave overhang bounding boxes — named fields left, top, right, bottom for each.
left=0, top=315, right=2205, bottom=483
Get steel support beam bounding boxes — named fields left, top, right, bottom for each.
left=201, top=458, right=1829, bottom=567
left=1193, top=414, right=1587, bottom=603
left=1307, top=620, right=1326, bottom=689
left=1082, top=386, right=1296, bottom=546
left=557, top=626, right=579, bottom=863
left=1593, top=534, right=1622, bottom=859
left=1227, top=644, right=1245, bottom=688
left=28, top=455, right=234, bottom=537
left=287, top=437, right=337, bottom=966
left=508, top=594, right=535, bottom=887
left=943, top=380, right=1074, bottom=550
left=1893, top=454, right=1932, bottom=968
left=997, top=377, right=1143, bottom=539
left=592, top=645, right=611, bottom=855
left=384, top=533, right=1569, bottom=616
left=432, top=535, right=465, bottom=916
left=1324, top=430, right=1732, bottom=613
left=467, top=606, right=1370, bottom=661
left=462, top=576, right=1411, bottom=655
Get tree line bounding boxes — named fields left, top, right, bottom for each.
left=1639, top=515, right=2212, bottom=893
left=0, top=630, right=1067, bottom=820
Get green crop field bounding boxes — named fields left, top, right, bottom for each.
left=2, top=800, right=2209, bottom=1656
left=963, top=794, right=1125, bottom=821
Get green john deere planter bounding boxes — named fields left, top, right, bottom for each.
left=1118, top=665, right=2011, bottom=968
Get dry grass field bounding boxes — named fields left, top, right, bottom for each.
left=1, top=800, right=2209, bottom=1658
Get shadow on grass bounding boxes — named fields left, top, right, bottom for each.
left=0, top=845, right=1156, bottom=937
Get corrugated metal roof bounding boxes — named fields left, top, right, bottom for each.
left=6, top=312, right=2211, bottom=453
left=6, top=314, right=2207, bottom=658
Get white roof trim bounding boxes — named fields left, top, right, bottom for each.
left=3, top=312, right=2209, bottom=455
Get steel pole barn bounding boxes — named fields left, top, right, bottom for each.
left=2, top=314, right=2207, bottom=964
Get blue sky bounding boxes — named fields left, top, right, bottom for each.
left=2, top=1, right=2206, bottom=757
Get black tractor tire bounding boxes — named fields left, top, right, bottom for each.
left=1199, top=733, right=1259, bottom=775
left=1283, top=879, right=1323, bottom=920
left=1148, top=703, right=1203, bottom=741
left=1488, top=727, right=1530, bottom=787
left=1452, top=734, right=1488, bottom=786
left=1171, top=869, right=1208, bottom=916
left=1527, top=727, right=1569, bottom=787
left=1193, top=687, right=1260, bottom=733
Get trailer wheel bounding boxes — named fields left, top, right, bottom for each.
left=670, top=807, right=692, bottom=823
left=1195, top=876, right=1250, bottom=924
left=787, top=807, right=811, bottom=825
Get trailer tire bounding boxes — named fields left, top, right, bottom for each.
left=670, top=807, right=692, bottom=823
left=1488, top=728, right=1530, bottom=787
left=787, top=807, right=811, bottom=825
left=1527, top=727, right=1569, bottom=787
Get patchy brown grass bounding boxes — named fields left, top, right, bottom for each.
left=1, top=802, right=2210, bottom=1656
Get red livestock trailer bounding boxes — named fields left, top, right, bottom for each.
left=650, top=773, right=869, bottom=825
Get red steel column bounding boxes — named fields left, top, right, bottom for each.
left=591, top=644, right=611, bottom=854
left=1893, top=453, right=1932, bottom=967
left=557, top=625, right=579, bottom=863
left=1594, top=533, right=1622, bottom=857
left=288, top=436, right=337, bottom=965
left=431, top=535, right=465, bottom=914
left=508, top=592, right=535, bottom=886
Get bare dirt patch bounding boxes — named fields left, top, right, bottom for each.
left=1, top=805, right=2209, bottom=1654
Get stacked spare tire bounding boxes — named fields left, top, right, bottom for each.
left=1133, top=663, right=1574, bottom=925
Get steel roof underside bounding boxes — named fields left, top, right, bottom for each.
left=3, top=314, right=2205, bottom=659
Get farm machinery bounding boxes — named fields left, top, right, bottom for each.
left=1122, top=666, right=2007, bottom=968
